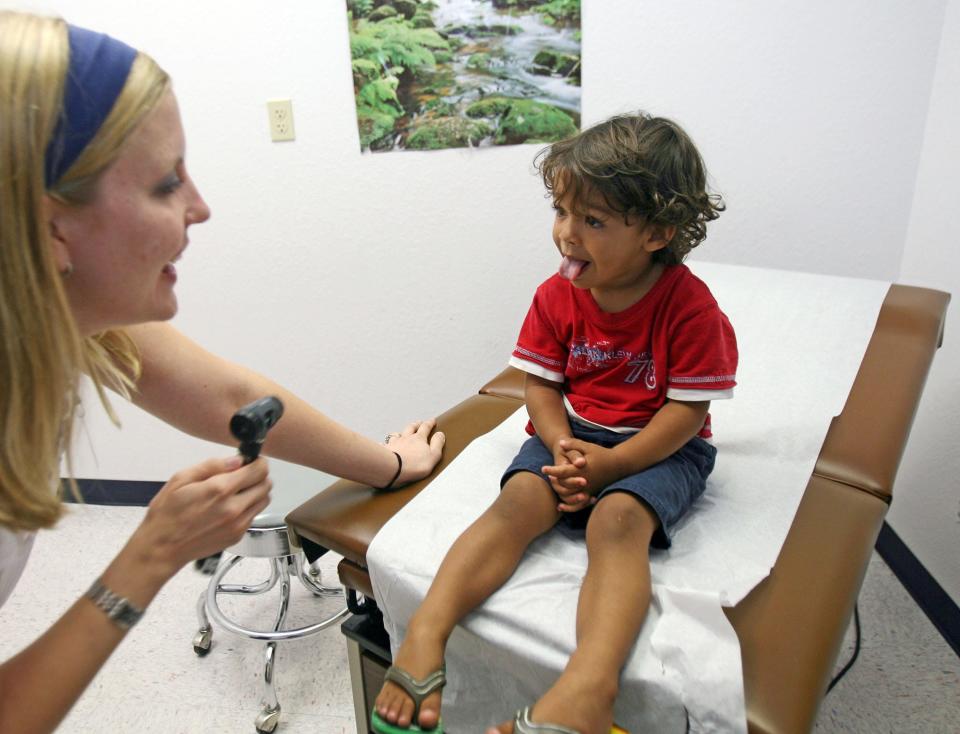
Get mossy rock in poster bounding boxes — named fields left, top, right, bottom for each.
left=421, top=97, right=457, bottom=116
left=405, top=116, right=492, bottom=150
left=393, top=0, right=419, bottom=20
left=368, top=5, right=399, bottom=22
left=532, top=48, right=580, bottom=77
left=466, top=52, right=492, bottom=71
left=496, top=99, right=577, bottom=144
left=491, top=0, right=581, bottom=24
left=465, top=97, right=576, bottom=145
left=460, top=23, right=523, bottom=38
left=485, top=24, right=523, bottom=36
left=465, top=96, right=514, bottom=118
left=411, top=12, right=435, bottom=28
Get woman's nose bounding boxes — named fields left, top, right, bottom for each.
left=186, top=184, right=211, bottom=225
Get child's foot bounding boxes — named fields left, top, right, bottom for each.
left=374, top=625, right=446, bottom=729
left=484, top=668, right=617, bottom=734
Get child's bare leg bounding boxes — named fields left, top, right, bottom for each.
left=487, top=492, right=657, bottom=734
left=375, top=472, right=560, bottom=729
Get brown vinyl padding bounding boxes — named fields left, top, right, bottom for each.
left=813, top=286, right=949, bottom=500
left=286, top=283, right=949, bottom=734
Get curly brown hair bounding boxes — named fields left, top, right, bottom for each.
left=535, top=112, right=725, bottom=265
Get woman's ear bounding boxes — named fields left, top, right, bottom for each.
left=42, top=194, right=73, bottom=274
left=643, top=223, right=677, bottom=253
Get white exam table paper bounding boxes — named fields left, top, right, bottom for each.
left=368, top=262, right=890, bottom=732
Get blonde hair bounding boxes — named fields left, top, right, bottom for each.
left=0, top=11, right=169, bottom=531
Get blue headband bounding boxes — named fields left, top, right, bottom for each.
left=44, top=24, right=138, bottom=188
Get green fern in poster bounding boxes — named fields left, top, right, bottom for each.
left=355, top=75, right=405, bottom=148
left=350, top=19, right=450, bottom=78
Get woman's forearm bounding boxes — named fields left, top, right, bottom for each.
left=127, top=322, right=403, bottom=488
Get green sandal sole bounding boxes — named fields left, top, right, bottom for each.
left=370, top=710, right=443, bottom=734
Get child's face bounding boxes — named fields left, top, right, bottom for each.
left=551, top=189, right=668, bottom=308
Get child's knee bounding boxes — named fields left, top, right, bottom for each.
left=493, top=471, right=558, bottom=521
left=587, top=491, right=658, bottom=543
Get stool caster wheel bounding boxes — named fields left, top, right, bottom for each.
left=192, top=627, right=212, bottom=656
left=255, top=705, right=280, bottom=734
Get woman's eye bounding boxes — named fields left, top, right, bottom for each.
left=156, top=176, right=183, bottom=196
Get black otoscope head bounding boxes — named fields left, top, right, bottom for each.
left=230, top=396, right=284, bottom=463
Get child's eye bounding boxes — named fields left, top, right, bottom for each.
left=585, top=216, right=604, bottom=229
left=552, top=203, right=567, bottom=217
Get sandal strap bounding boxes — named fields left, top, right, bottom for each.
left=513, top=706, right=582, bottom=734
left=383, top=664, right=446, bottom=722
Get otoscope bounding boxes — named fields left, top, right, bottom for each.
left=230, top=396, right=284, bottom=463
left=194, top=396, right=284, bottom=575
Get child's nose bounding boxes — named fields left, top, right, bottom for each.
left=556, top=217, right=578, bottom=245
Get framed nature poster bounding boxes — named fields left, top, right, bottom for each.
left=346, top=0, right=581, bottom=152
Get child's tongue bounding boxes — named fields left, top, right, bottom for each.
left=559, top=255, right=588, bottom=281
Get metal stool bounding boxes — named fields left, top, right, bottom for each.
left=192, top=460, right=349, bottom=733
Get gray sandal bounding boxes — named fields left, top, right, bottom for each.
left=513, top=706, right=581, bottom=734
left=381, top=664, right=446, bottom=727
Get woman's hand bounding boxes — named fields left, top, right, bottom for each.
left=128, top=455, right=273, bottom=581
left=384, top=419, right=445, bottom=485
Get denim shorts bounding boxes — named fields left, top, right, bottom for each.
left=500, top=421, right=717, bottom=549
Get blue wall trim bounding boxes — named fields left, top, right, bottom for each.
left=62, top=478, right=163, bottom=507
left=876, top=521, right=960, bottom=658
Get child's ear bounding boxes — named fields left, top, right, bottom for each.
left=643, top=223, right=677, bottom=253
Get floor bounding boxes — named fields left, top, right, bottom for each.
left=1, top=504, right=958, bottom=734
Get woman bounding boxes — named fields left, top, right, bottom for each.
left=0, top=12, right=444, bottom=732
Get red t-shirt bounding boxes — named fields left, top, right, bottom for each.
left=509, top=265, right=738, bottom=438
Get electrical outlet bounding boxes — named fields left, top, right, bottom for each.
left=266, top=99, right=295, bottom=142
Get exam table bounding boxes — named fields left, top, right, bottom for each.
left=285, top=283, right=949, bottom=734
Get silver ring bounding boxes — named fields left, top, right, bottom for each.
left=384, top=433, right=396, bottom=444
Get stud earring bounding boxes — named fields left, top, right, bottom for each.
left=60, top=263, right=74, bottom=278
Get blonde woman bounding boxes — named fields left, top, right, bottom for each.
left=0, top=12, right=444, bottom=732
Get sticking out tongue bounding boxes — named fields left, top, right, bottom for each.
left=559, top=255, right=588, bottom=281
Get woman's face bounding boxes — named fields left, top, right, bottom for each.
left=54, top=89, right=210, bottom=335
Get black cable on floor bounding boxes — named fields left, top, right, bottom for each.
left=827, top=603, right=861, bottom=693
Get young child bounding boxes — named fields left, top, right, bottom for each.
left=373, top=113, right=737, bottom=734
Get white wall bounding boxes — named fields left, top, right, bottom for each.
left=15, top=2, right=953, bottom=595
left=889, top=0, right=960, bottom=607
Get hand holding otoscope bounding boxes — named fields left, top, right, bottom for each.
left=194, top=396, right=284, bottom=574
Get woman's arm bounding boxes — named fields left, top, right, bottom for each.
left=0, top=455, right=271, bottom=733
left=126, top=322, right=444, bottom=487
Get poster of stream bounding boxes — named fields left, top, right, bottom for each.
left=346, top=0, right=581, bottom=152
